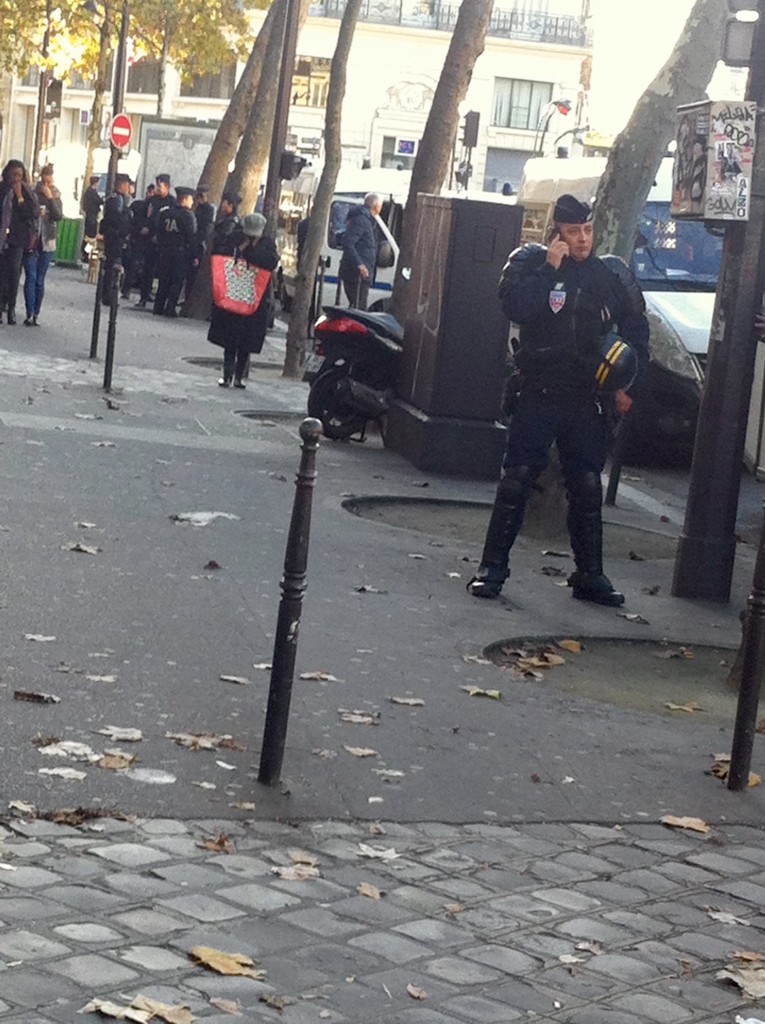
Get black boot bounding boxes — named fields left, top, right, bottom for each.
left=218, top=350, right=235, bottom=388
left=567, top=505, right=624, bottom=606
left=467, top=501, right=526, bottom=599
left=7, top=308, right=16, bottom=325
left=234, top=349, right=248, bottom=388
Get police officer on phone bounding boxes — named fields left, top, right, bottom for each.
left=467, top=194, right=649, bottom=606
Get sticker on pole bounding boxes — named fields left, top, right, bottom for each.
left=109, top=113, right=132, bottom=150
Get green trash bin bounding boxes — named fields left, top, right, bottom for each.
left=55, top=217, right=84, bottom=266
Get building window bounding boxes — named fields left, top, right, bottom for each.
left=180, top=60, right=237, bottom=99
left=127, top=58, right=160, bottom=95
left=292, top=56, right=331, bottom=108
left=381, top=135, right=416, bottom=170
left=492, top=78, right=553, bottom=131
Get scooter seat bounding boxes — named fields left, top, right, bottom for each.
left=322, top=306, right=405, bottom=345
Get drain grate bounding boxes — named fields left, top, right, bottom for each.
left=234, top=409, right=305, bottom=422
left=182, top=356, right=280, bottom=371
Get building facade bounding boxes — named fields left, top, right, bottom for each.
left=1, top=0, right=591, bottom=207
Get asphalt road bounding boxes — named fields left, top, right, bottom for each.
left=0, top=267, right=762, bottom=829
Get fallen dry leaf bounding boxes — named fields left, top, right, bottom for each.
left=705, top=908, right=749, bottom=926
left=665, top=701, right=703, bottom=713
left=289, top=849, right=319, bottom=867
left=557, top=639, right=582, bottom=654
left=661, top=815, right=709, bottom=834
left=717, top=964, right=765, bottom=999
left=559, top=953, right=585, bottom=965
left=444, top=902, right=463, bottom=916
left=208, top=998, right=242, bottom=1016
left=23, top=633, right=56, bottom=642
left=358, top=882, right=383, bottom=899
left=461, top=654, right=491, bottom=666
left=191, top=781, right=216, bottom=790
left=86, top=674, right=117, bottom=683
left=461, top=685, right=502, bottom=700
left=198, top=833, right=234, bottom=854
left=166, top=731, right=237, bottom=751
left=299, top=671, right=341, bottom=682
left=357, top=843, right=400, bottom=861
left=541, top=549, right=569, bottom=558
left=654, top=646, right=695, bottom=660
left=339, top=709, right=379, bottom=725
left=41, top=806, right=130, bottom=826
left=390, top=696, right=425, bottom=706
left=8, top=800, right=35, bottom=815
left=170, top=511, right=240, bottom=527
left=99, top=750, right=136, bottom=771
left=14, top=689, right=60, bottom=704
left=219, top=675, right=251, bottom=686
left=189, top=946, right=266, bottom=979
left=259, top=994, right=287, bottom=1011
left=575, top=940, right=604, bottom=955
left=617, top=612, right=650, bottom=624
left=733, top=951, right=765, bottom=963
left=708, top=757, right=761, bottom=788
left=97, top=726, right=142, bottom=742
left=130, top=995, right=195, bottom=1024
left=253, top=662, right=272, bottom=670
left=406, top=983, right=427, bottom=1000
left=229, top=801, right=256, bottom=811
left=61, top=541, right=101, bottom=555
left=344, top=745, right=378, bottom=758
left=38, top=766, right=87, bottom=780
left=39, top=741, right=101, bottom=762
left=271, top=864, right=320, bottom=881
left=79, top=998, right=151, bottom=1022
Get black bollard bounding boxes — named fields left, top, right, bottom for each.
left=258, top=417, right=323, bottom=786
left=728, top=501, right=765, bottom=790
left=89, top=258, right=104, bottom=359
left=103, top=264, right=122, bottom=392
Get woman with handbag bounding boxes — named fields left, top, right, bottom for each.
left=208, top=212, right=279, bottom=389
left=24, top=164, right=63, bottom=326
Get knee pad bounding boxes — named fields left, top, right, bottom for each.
left=497, top=464, right=535, bottom=507
left=567, top=471, right=602, bottom=512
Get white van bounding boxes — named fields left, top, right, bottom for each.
left=278, top=167, right=409, bottom=312
left=517, top=156, right=723, bottom=460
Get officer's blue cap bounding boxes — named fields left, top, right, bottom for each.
left=553, top=194, right=592, bottom=224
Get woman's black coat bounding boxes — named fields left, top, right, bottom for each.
left=207, top=234, right=279, bottom=354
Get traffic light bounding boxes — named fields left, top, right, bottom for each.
left=45, top=78, right=62, bottom=120
left=279, top=150, right=308, bottom=180
left=724, top=2, right=757, bottom=65
left=461, top=111, right=480, bottom=149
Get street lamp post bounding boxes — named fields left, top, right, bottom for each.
left=106, top=0, right=130, bottom=195
left=31, top=0, right=53, bottom=174
left=534, top=98, right=571, bottom=157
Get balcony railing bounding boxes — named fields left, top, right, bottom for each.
left=310, top=1, right=591, bottom=47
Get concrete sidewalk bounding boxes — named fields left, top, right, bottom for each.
left=0, top=267, right=762, bottom=1021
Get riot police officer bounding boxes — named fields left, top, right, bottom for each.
left=467, top=194, right=650, bottom=606
left=137, top=173, right=173, bottom=307
left=100, top=172, right=132, bottom=303
left=153, top=186, right=197, bottom=317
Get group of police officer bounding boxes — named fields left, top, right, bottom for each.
left=99, top=172, right=216, bottom=316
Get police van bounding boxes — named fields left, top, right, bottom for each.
left=517, top=155, right=722, bottom=461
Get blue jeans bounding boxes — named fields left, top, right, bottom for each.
left=23, top=250, right=54, bottom=318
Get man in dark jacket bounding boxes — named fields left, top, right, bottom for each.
left=137, top=173, right=173, bottom=307
left=153, top=186, right=197, bottom=317
left=467, top=194, right=650, bottom=607
left=210, top=191, right=241, bottom=256
left=185, top=183, right=215, bottom=297
left=339, top=192, right=381, bottom=310
left=100, top=172, right=132, bottom=303
left=81, top=174, right=102, bottom=243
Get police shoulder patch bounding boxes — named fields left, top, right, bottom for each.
left=549, top=283, right=566, bottom=314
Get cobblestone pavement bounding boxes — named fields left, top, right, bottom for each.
left=0, top=814, right=763, bottom=1022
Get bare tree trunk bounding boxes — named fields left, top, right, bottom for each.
left=283, top=0, right=362, bottom=379
left=82, top=9, right=113, bottom=195
left=157, top=15, right=171, bottom=118
left=390, top=0, right=494, bottom=321
left=592, top=0, right=728, bottom=259
left=196, top=0, right=284, bottom=207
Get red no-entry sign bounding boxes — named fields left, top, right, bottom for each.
left=109, top=113, right=132, bottom=150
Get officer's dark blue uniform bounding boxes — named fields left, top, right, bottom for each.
left=468, top=194, right=650, bottom=606
left=100, top=173, right=132, bottom=304
left=153, top=187, right=197, bottom=318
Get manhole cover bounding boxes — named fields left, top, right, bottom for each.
left=182, top=356, right=279, bottom=371
left=484, top=636, right=737, bottom=722
left=343, top=497, right=678, bottom=559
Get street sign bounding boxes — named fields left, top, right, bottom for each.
left=109, top=113, right=132, bottom=150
